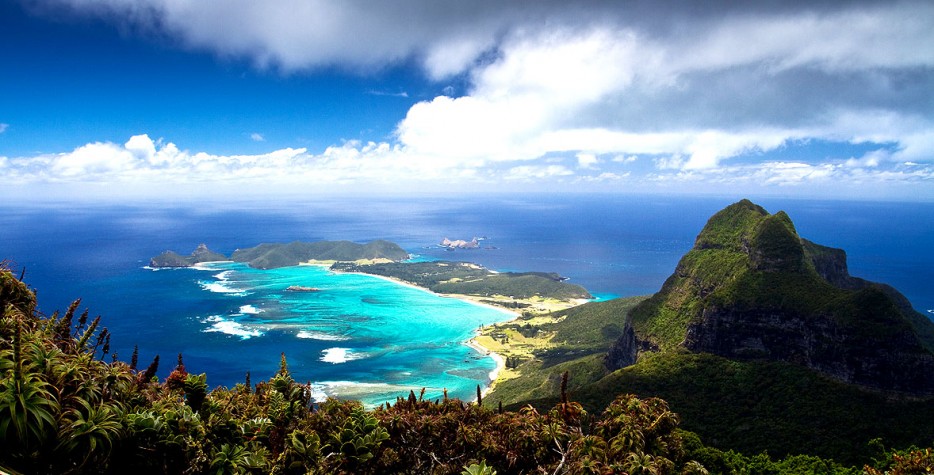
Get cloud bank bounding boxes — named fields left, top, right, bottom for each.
left=11, top=0, right=934, bottom=199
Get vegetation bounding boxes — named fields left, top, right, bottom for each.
left=150, top=244, right=226, bottom=267
left=2, top=259, right=931, bottom=473
left=231, top=239, right=409, bottom=269
left=485, top=199, right=934, bottom=467
left=625, top=200, right=934, bottom=355
left=483, top=297, right=646, bottom=407
left=333, top=261, right=592, bottom=301
left=0, top=265, right=704, bottom=473
left=152, top=240, right=409, bottom=269
left=487, top=297, right=934, bottom=466
left=614, top=199, right=934, bottom=397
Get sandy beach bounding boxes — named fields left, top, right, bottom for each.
left=465, top=336, right=507, bottom=399
left=310, top=259, right=593, bottom=401
left=321, top=261, right=520, bottom=398
left=350, top=272, right=517, bottom=400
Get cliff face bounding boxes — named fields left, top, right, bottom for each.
left=150, top=243, right=226, bottom=267
left=608, top=199, right=934, bottom=396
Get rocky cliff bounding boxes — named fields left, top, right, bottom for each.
left=607, top=199, right=934, bottom=396
left=149, top=243, right=226, bottom=267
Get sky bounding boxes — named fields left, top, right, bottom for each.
left=1, top=0, right=933, bottom=201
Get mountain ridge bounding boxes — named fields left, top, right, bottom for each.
left=149, top=240, right=410, bottom=269
left=606, top=199, right=934, bottom=396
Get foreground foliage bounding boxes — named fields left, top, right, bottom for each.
left=2, top=267, right=930, bottom=474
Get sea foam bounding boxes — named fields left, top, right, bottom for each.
left=199, top=270, right=249, bottom=295
left=239, top=304, right=263, bottom=314
left=310, top=381, right=419, bottom=405
left=320, top=347, right=366, bottom=364
left=200, top=281, right=248, bottom=294
left=297, top=330, right=349, bottom=341
left=202, top=315, right=263, bottom=339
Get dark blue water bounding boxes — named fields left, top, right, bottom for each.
left=2, top=194, right=932, bottom=400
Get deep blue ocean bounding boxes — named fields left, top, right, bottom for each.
left=2, top=194, right=931, bottom=405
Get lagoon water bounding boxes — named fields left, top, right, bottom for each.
left=2, top=194, right=932, bottom=405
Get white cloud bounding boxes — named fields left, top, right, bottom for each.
left=423, top=35, right=495, bottom=80
left=576, top=153, right=598, bottom=169
left=612, top=155, right=638, bottom=164
left=503, top=165, right=574, bottom=181
left=366, top=90, right=409, bottom=98
left=845, top=150, right=887, bottom=168
left=392, top=8, right=934, bottom=173
left=0, top=123, right=8, bottom=134
left=2, top=133, right=931, bottom=200
left=12, top=1, right=934, bottom=199
left=250, top=133, right=265, bottom=142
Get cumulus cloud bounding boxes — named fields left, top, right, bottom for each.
left=577, top=153, right=598, bottom=169
left=250, top=133, right=265, bottom=142
left=1, top=133, right=930, bottom=200
left=0, top=123, right=8, bottom=133
left=13, top=0, right=934, bottom=198
left=389, top=2, right=934, bottom=173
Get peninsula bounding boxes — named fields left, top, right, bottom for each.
left=151, top=240, right=592, bottom=312
left=331, top=260, right=592, bottom=313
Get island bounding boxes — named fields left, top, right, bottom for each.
left=151, top=240, right=591, bottom=312
left=149, top=239, right=410, bottom=269
left=150, top=243, right=226, bottom=267
left=440, top=237, right=480, bottom=249
left=285, top=285, right=320, bottom=292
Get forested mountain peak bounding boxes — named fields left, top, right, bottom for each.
left=608, top=199, right=934, bottom=396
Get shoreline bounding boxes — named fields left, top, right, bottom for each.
left=332, top=268, right=519, bottom=398
left=307, top=259, right=590, bottom=402
left=320, top=261, right=522, bottom=399
left=465, top=337, right=507, bottom=399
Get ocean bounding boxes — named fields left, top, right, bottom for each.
left=2, top=194, right=932, bottom=405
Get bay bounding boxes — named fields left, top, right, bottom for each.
left=2, top=194, right=931, bottom=405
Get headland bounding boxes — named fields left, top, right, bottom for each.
left=152, top=240, right=596, bottom=396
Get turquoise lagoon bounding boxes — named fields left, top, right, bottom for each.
left=166, top=262, right=513, bottom=406
left=3, top=195, right=932, bottom=407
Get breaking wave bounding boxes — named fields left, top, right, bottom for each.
left=296, top=330, right=350, bottom=341
left=202, top=315, right=264, bottom=339
left=320, top=347, right=367, bottom=364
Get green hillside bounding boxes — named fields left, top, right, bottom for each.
left=613, top=199, right=934, bottom=395
left=494, top=350, right=934, bottom=466
left=8, top=264, right=909, bottom=474
left=150, top=244, right=226, bottom=267
left=333, top=261, right=593, bottom=301
left=484, top=297, right=645, bottom=407
left=229, top=239, right=409, bottom=269
left=486, top=199, right=934, bottom=465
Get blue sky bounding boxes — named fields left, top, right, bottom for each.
left=1, top=0, right=933, bottom=201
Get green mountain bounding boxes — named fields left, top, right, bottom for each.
left=230, top=239, right=409, bottom=269
left=149, top=243, right=226, bottom=267
left=487, top=199, right=934, bottom=464
left=150, top=240, right=410, bottom=269
left=10, top=264, right=895, bottom=475
left=608, top=199, right=934, bottom=396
